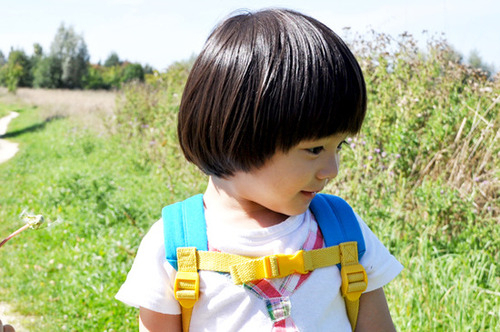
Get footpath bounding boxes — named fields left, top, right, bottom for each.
left=0, top=112, right=20, bottom=164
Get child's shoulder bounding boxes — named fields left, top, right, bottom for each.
left=136, top=218, right=165, bottom=258
left=146, top=218, right=164, bottom=237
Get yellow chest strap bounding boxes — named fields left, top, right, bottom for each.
left=174, top=241, right=367, bottom=331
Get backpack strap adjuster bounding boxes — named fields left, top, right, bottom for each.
left=340, top=263, right=368, bottom=301
left=175, top=247, right=200, bottom=309
left=174, top=271, right=200, bottom=308
left=339, top=242, right=367, bottom=302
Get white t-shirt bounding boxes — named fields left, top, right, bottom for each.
left=116, top=208, right=403, bottom=331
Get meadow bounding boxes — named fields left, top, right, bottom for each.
left=0, top=32, right=498, bottom=331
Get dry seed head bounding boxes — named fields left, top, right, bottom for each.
left=21, top=212, right=45, bottom=229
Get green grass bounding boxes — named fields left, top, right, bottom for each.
left=0, top=102, right=18, bottom=117
left=0, top=37, right=498, bottom=331
left=0, top=104, right=204, bottom=330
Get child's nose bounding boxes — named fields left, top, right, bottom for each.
left=316, top=153, right=339, bottom=180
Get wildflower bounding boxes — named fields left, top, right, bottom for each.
left=22, top=213, right=45, bottom=229
left=374, top=148, right=381, bottom=154
left=0, top=214, right=43, bottom=248
left=0, top=212, right=61, bottom=249
left=381, top=151, right=387, bottom=158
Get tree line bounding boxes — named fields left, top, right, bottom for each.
left=0, top=23, right=153, bottom=92
left=1, top=24, right=495, bottom=94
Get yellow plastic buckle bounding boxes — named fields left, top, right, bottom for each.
left=263, top=250, right=307, bottom=279
left=341, top=263, right=368, bottom=302
left=174, top=271, right=200, bottom=308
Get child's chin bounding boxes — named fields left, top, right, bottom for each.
left=283, top=202, right=312, bottom=217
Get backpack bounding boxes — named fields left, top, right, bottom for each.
left=163, top=193, right=367, bottom=331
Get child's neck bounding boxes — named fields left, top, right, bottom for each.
left=203, top=177, right=289, bottom=229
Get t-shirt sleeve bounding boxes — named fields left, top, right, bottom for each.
left=355, top=213, right=403, bottom=293
left=115, top=219, right=181, bottom=315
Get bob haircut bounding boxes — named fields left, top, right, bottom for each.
left=178, top=8, right=366, bottom=177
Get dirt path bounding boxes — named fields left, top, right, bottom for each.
left=0, top=112, right=20, bottom=164
left=0, top=302, right=28, bottom=330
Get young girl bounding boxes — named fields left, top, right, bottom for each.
left=116, top=8, right=403, bottom=331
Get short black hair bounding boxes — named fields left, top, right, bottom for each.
left=178, top=8, right=366, bottom=177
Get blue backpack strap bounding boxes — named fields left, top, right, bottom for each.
left=309, top=194, right=366, bottom=266
left=163, top=194, right=208, bottom=270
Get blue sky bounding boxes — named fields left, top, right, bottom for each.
left=1, top=0, right=499, bottom=71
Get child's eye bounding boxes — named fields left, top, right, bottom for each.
left=337, top=140, right=348, bottom=151
left=306, top=146, right=324, bottom=155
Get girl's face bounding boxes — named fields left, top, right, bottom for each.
left=211, top=133, right=348, bottom=225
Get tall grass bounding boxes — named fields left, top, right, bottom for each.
left=0, top=32, right=498, bottom=331
left=335, top=31, right=499, bottom=331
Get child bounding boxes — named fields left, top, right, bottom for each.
left=116, top=8, right=403, bottom=331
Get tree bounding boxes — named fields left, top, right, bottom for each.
left=143, top=64, right=154, bottom=75
left=30, top=43, right=44, bottom=86
left=49, top=23, right=90, bottom=89
left=104, top=52, right=121, bottom=67
left=9, top=49, right=32, bottom=87
left=33, top=43, right=43, bottom=57
left=0, top=49, right=32, bottom=91
left=32, top=56, right=61, bottom=88
left=82, top=65, right=110, bottom=90
left=468, top=49, right=495, bottom=78
left=0, top=51, right=6, bottom=86
left=0, top=50, right=6, bottom=67
left=121, top=63, right=145, bottom=83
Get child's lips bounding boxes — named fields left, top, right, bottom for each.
left=301, top=190, right=320, bottom=198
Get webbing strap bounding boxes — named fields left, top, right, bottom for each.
left=175, top=243, right=367, bottom=330
left=165, top=194, right=365, bottom=271
left=196, top=246, right=342, bottom=285
left=339, top=242, right=368, bottom=331
left=174, top=247, right=200, bottom=332
left=173, top=246, right=343, bottom=285
left=181, top=307, right=193, bottom=332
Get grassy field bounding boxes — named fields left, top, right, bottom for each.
left=0, top=33, right=498, bottom=331
left=0, top=86, right=204, bottom=331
